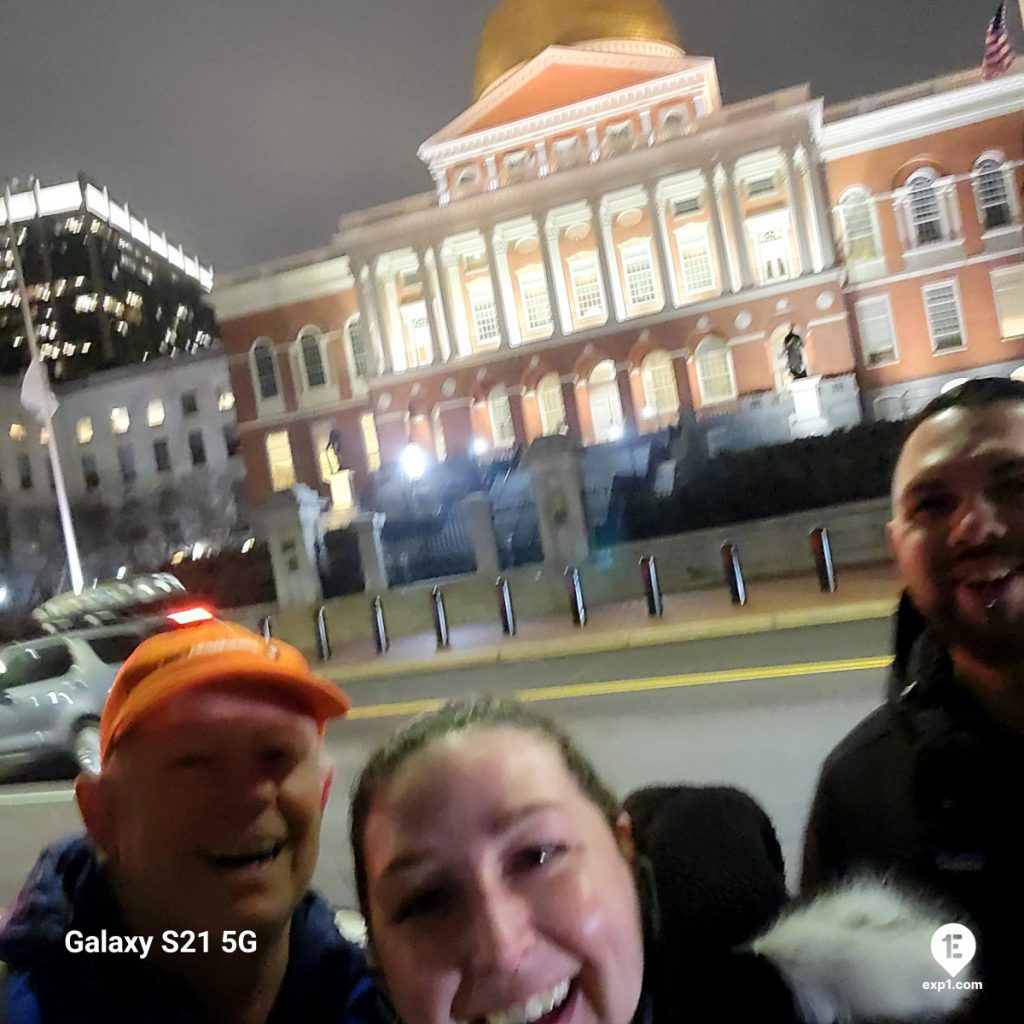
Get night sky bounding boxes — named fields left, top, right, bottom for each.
left=3, top=0, right=1010, bottom=272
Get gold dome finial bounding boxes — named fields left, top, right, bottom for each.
left=473, top=0, right=681, bottom=100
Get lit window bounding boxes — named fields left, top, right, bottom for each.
left=469, top=282, right=501, bottom=345
left=854, top=295, right=899, bottom=366
left=9, top=422, right=25, bottom=442
left=147, top=400, right=165, bottom=427
left=537, top=373, right=566, bottom=436
left=923, top=281, right=966, bottom=352
left=641, top=351, right=680, bottom=415
left=76, top=417, right=93, bottom=444
left=39, top=428, right=49, bottom=446
left=346, top=316, right=369, bottom=379
left=749, top=219, right=792, bottom=284
left=622, top=246, right=658, bottom=307
left=110, top=407, right=131, bottom=434
left=587, top=361, right=624, bottom=443
left=300, top=331, right=328, bottom=389
left=839, top=188, right=881, bottom=261
left=569, top=257, right=604, bottom=320
left=360, top=413, right=381, bottom=472
left=488, top=386, right=516, bottom=448
left=695, top=338, right=736, bottom=404
left=252, top=339, right=280, bottom=400
left=74, top=294, right=98, bottom=313
left=677, top=223, right=715, bottom=294
left=991, top=266, right=1024, bottom=339
left=975, top=156, right=1013, bottom=231
left=265, top=430, right=295, bottom=491
left=217, top=387, right=235, bottom=412
left=519, top=271, right=552, bottom=332
left=907, top=171, right=945, bottom=246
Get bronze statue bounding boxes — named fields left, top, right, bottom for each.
left=783, top=326, right=807, bottom=380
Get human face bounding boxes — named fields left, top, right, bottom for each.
left=889, top=401, right=1024, bottom=663
left=361, top=727, right=644, bottom=1024
left=79, top=686, right=329, bottom=938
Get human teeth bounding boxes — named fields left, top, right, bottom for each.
left=485, top=979, right=571, bottom=1024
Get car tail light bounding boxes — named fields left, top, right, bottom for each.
left=167, top=606, right=215, bottom=626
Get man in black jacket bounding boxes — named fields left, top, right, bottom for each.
left=801, top=377, right=1024, bottom=1022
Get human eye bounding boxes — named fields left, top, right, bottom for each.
left=509, top=842, right=569, bottom=874
left=391, top=883, right=454, bottom=925
left=908, top=490, right=955, bottom=520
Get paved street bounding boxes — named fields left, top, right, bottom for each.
left=0, top=617, right=893, bottom=910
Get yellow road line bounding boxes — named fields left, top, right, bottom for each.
left=345, top=654, right=892, bottom=721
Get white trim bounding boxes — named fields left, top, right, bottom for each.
left=237, top=396, right=370, bottom=433
left=807, top=312, right=849, bottom=328
left=844, top=245, right=1024, bottom=292
left=212, top=255, right=354, bottom=320
left=921, top=278, right=968, bottom=355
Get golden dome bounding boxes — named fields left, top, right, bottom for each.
left=473, top=0, right=681, bottom=99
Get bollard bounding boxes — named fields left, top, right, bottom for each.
left=496, top=576, right=517, bottom=636
left=314, top=606, right=332, bottom=662
left=721, top=542, right=747, bottom=606
left=564, top=566, right=587, bottom=627
left=257, top=615, right=272, bottom=641
left=430, top=586, right=450, bottom=650
left=370, top=596, right=389, bottom=655
left=809, top=526, right=837, bottom=593
left=640, top=555, right=663, bottom=618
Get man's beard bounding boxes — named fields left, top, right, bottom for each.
left=933, top=592, right=1024, bottom=669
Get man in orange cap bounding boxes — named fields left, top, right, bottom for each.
left=0, top=622, right=378, bottom=1024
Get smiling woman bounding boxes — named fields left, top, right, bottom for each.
left=349, top=697, right=973, bottom=1024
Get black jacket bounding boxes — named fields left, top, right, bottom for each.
left=0, top=835, right=382, bottom=1024
left=801, top=595, right=1024, bottom=1022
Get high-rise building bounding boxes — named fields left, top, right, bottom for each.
left=211, top=0, right=1024, bottom=508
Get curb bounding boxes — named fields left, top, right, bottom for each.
left=322, top=596, right=898, bottom=685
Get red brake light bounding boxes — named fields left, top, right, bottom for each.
left=167, top=606, right=215, bottom=626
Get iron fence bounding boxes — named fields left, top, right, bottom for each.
left=381, top=504, right=476, bottom=585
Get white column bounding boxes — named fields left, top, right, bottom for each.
left=646, top=184, right=676, bottom=309
left=484, top=232, right=512, bottom=350
left=543, top=218, right=573, bottom=334
left=534, top=141, right=550, bottom=178
left=485, top=155, right=500, bottom=192
left=723, top=163, right=755, bottom=290
left=803, top=145, right=836, bottom=267
left=442, top=248, right=472, bottom=357
left=356, top=261, right=391, bottom=376
left=435, top=245, right=461, bottom=362
left=379, top=261, right=408, bottom=372
left=783, top=144, right=813, bottom=276
left=586, top=127, right=601, bottom=164
left=431, top=168, right=450, bottom=207
left=593, top=204, right=621, bottom=323
left=417, top=248, right=444, bottom=365
left=704, top=166, right=733, bottom=295
left=491, top=232, right=522, bottom=347
left=639, top=110, right=655, bottom=147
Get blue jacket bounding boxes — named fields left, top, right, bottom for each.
left=0, top=835, right=381, bottom=1024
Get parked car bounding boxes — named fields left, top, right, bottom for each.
left=0, top=592, right=217, bottom=778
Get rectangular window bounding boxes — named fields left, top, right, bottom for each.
left=217, top=387, right=235, bottom=412
left=751, top=223, right=791, bottom=284
left=854, top=295, right=899, bottom=366
left=9, top=422, right=25, bottom=442
left=117, top=444, right=136, bottom=483
left=923, top=281, right=966, bottom=352
left=188, top=429, right=207, bottom=467
left=622, top=246, right=658, bottom=307
left=110, top=407, right=131, bottom=434
left=519, top=271, right=552, bottom=332
left=991, top=265, right=1024, bottom=339
left=147, top=400, right=165, bottom=427
left=569, top=257, right=604, bottom=319
left=76, top=417, right=93, bottom=444
left=180, top=390, right=199, bottom=416
left=223, top=423, right=240, bottom=458
left=698, top=349, right=735, bottom=404
left=153, top=439, right=171, bottom=473
left=81, top=453, right=100, bottom=490
left=266, top=430, right=296, bottom=491
left=672, top=195, right=701, bottom=218
left=747, top=175, right=777, bottom=197
left=469, top=283, right=501, bottom=345
left=360, top=412, right=381, bottom=473
left=841, top=199, right=880, bottom=261
left=677, top=224, right=715, bottom=294
left=17, top=452, right=32, bottom=490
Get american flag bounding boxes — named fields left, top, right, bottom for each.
left=982, top=3, right=1015, bottom=80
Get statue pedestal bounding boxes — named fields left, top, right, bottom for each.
left=258, top=485, right=324, bottom=608
left=788, top=376, right=829, bottom=439
left=522, top=435, right=589, bottom=568
left=323, top=470, right=356, bottom=530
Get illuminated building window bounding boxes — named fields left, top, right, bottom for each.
left=9, top=422, right=25, bottom=442
left=676, top=223, right=715, bottom=294
left=468, top=281, right=500, bottom=345
left=992, top=265, right=1024, bottom=339
left=537, top=373, right=566, bottom=436
left=76, top=417, right=93, bottom=444
left=360, top=413, right=381, bottom=472
left=147, top=399, right=165, bottom=427
left=519, top=270, right=552, bottom=333
left=621, top=244, right=658, bottom=307
left=839, top=188, right=881, bottom=262
left=569, top=256, right=604, bottom=320
left=695, top=338, right=736, bottom=405
left=641, top=351, right=680, bottom=415
left=217, top=386, right=235, bottom=412
left=265, top=431, right=295, bottom=491
left=110, top=407, right=131, bottom=434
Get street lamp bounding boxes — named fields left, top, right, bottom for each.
left=400, top=444, right=428, bottom=482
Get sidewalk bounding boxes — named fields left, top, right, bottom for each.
left=318, top=563, right=901, bottom=684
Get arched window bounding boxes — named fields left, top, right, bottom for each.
left=974, top=153, right=1013, bottom=230
left=345, top=315, right=369, bottom=380
left=432, top=407, right=447, bottom=462
left=906, top=170, right=944, bottom=246
left=299, top=329, right=328, bottom=390
left=640, top=350, right=680, bottom=419
left=694, top=337, right=736, bottom=405
left=250, top=338, right=280, bottom=402
left=588, top=360, right=624, bottom=443
left=487, top=385, right=516, bottom=448
left=537, top=373, right=566, bottom=436
left=838, top=187, right=880, bottom=261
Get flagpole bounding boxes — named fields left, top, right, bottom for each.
left=3, top=187, right=84, bottom=595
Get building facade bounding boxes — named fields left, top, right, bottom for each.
left=211, top=0, right=1024, bottom=508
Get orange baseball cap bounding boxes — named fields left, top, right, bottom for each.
left=99, top=620, right=351, bottom=761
